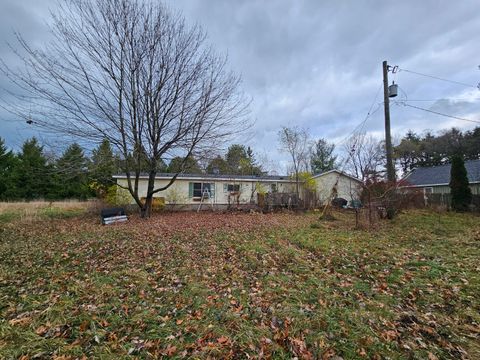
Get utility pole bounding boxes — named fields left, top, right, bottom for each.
left=382, top=60, right=396, bottom=184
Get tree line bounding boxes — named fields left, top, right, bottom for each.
left=277, top=125, right=480, bottom=185
left=394, top=127, right=480, bottom=173
left=0, top=137, right=265, bottom=201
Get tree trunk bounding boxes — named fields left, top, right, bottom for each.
left=140, top=170, right=156, bottom=218
left=141, top=196, right=153, bottom=218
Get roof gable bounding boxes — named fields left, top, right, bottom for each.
left=403, top=159, right=480, bottom=186
left=312, top=169, right=362, bottom=183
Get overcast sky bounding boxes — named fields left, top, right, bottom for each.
left=1, top=0, right=479, bottom=171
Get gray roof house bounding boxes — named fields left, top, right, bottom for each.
left=402, top=159, right=480, bottom=195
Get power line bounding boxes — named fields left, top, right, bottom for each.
left=397, top=98, right=480, bottom=102
left=337, top=82, right=384, bottom=147
left=395, top=101, right=480, bottom=124
left=399, top=68, right=480, bottom=89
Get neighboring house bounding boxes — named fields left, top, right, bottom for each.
left=113, top=170, right=363, bottom=209
left=313, top=170, right=363, bottom=204
left=401, top=159, right=480, bottom=195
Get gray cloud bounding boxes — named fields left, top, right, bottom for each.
left=1, top=0, right=479, bottom=170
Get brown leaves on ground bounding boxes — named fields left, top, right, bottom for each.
left=1, top=209, right=479, bottom=359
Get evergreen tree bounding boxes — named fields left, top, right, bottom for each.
left=11, top=138, right=52, bottom=199
left=226, top=144, right=248, bottom=174
left=90, top=139, right=117, bottom=187
left=225, top=144, right=263, bottom=175
left=168, top=155, right=202, bottom=174
left=206, top=156, right=230, bottom=174
left=243, top=146, right=264, bottom=175
left=310, top=138, right=337, bottom=174
left=55, top=143, right=91, bottom=199
left=449, top=155, right=472, bottom=211
left=0, top=138, right=17, bottom=200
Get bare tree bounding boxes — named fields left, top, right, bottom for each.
left=343, top=133, right=385, bottom=182
left=278, top=126, right=309, bottom=196
left=1, top=0, right=249, bottom=217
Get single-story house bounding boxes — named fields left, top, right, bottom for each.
left=113, top=170, right=362, bottom=209
left=401, top=159, right=480, bottom=195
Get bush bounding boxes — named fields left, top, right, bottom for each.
left=165, top=186, right=187, bottom=209
left=105, top=185, right=132, bottom=206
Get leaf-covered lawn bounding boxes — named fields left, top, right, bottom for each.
left=0, top=210, right=479, bottom=359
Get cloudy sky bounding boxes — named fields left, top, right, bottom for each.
left=1, top=0, right=479, bottom=171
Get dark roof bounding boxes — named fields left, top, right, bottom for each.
left=403, top=159, right=480, bottom=186
left=113, top=172, right=294, bottom=182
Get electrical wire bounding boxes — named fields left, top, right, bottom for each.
left=398, top=68, right=480, bottom=89
left=395, top=101, right=480, bottom=124
left=396, top=98, right=480, bottom=102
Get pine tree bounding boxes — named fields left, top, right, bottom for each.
left=55, top=143, right=91, bottom=199
left=168, top=156, right=202, bottom=174
left=91, top=139, right=117, bottom=187
left=206, top=156, right=230, bottom=174
left=225, top=144, right=263, bottom=175
left=310, top=138, right=337, bottom=174
left=0, top=138, right=17, bottom=200
left=449, top=155, right=472, bottom=211
left=12, top=138, right=52, bottom=200
left=226, top=144, right=248, bottom=174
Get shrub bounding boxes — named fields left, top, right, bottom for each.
left=105, top=185, right=132, bottom=206
left=450, top=155, right=472, bottom=211
left=165, top=186, right=187, bottom=209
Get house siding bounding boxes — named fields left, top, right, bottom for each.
left=314, top=172, right=362, bottom=204
left=116, top=177, right=296, bottom=206
left=417, top=184, right=480, bottom=195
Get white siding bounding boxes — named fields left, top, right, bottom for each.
left=313, top=172, right=361, bottom=204
left=116, top=177, right=296, bottom=205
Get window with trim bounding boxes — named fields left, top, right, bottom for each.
left=189, top=182, right=214, bottom=198
left=270, top=183, right=277, bottom=192
left=424, top=187, right=433, bottom=195
left=224, top=183, right=240, bottom=192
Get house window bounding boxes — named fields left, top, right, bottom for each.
left=270, top=183, right=277, bottom=192
left=190, top=182, right=214, bottom=198
left=224, top=184, right=240, bottom=192
left=424, top=187, right=433, bottom=195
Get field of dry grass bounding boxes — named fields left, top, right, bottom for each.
left=0, top=200, right=94, bottom=222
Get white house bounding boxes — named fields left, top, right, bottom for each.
left=113, top=170, right=362, bottom=209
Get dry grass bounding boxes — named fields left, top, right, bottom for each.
left=0, top=200, right=96, bottom=222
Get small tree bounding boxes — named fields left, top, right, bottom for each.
left=278, top=127, right=309, bottom=197
left=449, top=155, right=472, bottom=211
left=343, top=133, right=384, bottom=182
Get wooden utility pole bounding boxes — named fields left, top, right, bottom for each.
left=382, top=60, right=396, bottom=184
